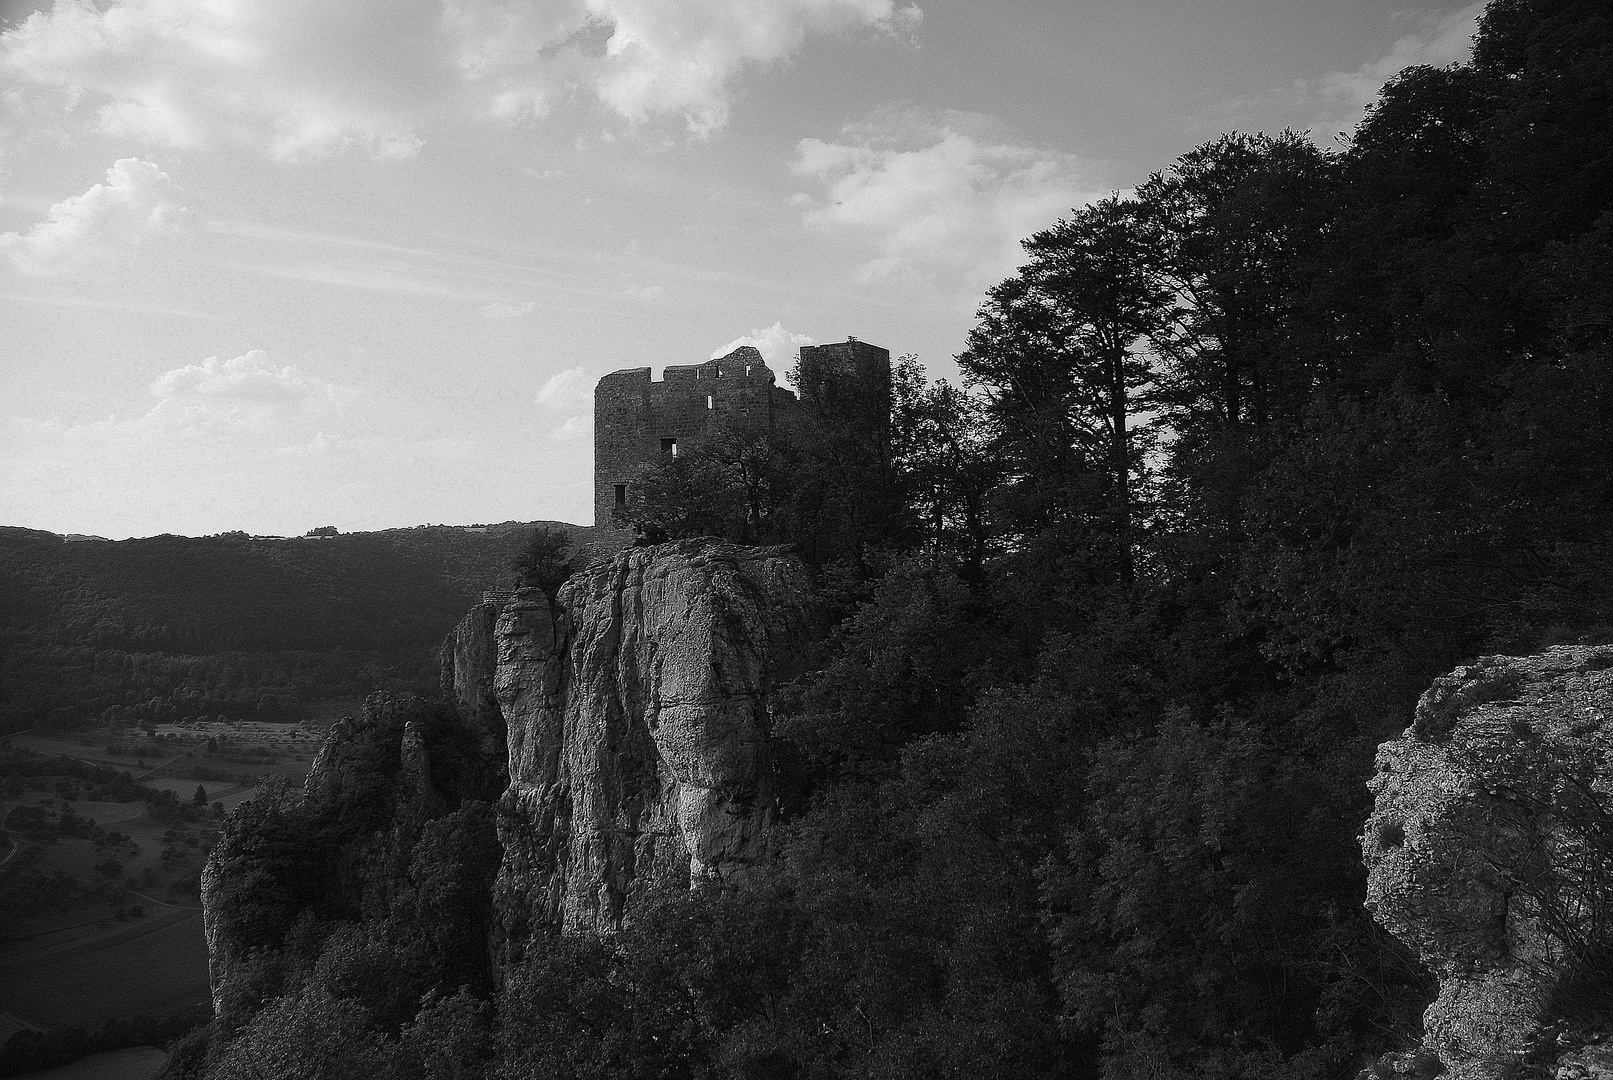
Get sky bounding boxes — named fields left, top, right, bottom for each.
left=0, top=0, right=1485, bottom=538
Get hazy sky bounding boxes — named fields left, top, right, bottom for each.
left=0, top=0, right=1483, bottom=538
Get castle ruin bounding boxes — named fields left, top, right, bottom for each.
left=593, top=338, right=890, bottom=528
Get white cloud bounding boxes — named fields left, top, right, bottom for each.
left=153, top=350, right=354, bottom=405
left=1286, top=3, right=1483, bottom=136
left=0, top=0, right=441, bottom=160
left=1, top=0, right=922, bottom=155
left=710, top=321, right=816, bottom=370
left=536, top=365, right=593, bottom=411
left=450, top=0, right=920, bottom=134
left=585, top=0, right=920, bottom=135
left=65, top=350, right=356, bottom=442
left=0, top=157, right=187, bottom=274
left=624, top=283, right=662, bottom=301
left=552, top=413, right=592, bottom=441
left=536, top=364, right=593, bottom=440
left=274, top=431, right=341, bottom=457
left=481, top=300, right=536, bottom=317
left=791, top=109, right=1104, bottom=299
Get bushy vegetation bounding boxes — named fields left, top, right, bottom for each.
left=0, top=1004, right=211, bottom=1078
left=162, top=2, right=1613, bottom=1077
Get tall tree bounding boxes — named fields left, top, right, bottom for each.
left=1138, top=132, right=1335, bottom=434
left=889, top=361, right=998, bottom=579
left=959, top=195, right=1165, bottom=582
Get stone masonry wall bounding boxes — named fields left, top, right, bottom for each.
left=592, top=346, right=796, bottom=529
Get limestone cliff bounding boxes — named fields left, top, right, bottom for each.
left=440, top=599, right=511, bottom=791
left=490, top=538, right=821, bottom=939
left=203, top=538, right=820, bottom=1025
left=1363, top=645, right=1613, bottom=1079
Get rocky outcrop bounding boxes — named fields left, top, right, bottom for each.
left=203, top=539, right=820, bottom=1022
left=203, top=691, right=479, bottom=1018
left=492, top=539, right=821, bottom=938
left=440, top=599, right=510, bottom=790
left=1363, top=645, right=1613, bottom=1079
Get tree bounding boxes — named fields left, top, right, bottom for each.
left=614, top=424, right=797, bottom=546
left=1138, top=131, right=1335, bottom=433
left=891, top=360, right=999, bottom=580
left=959, top=196, right=1166, bottom=583
left=193, top=785, right=207, bottom=808
left=509, top=526, right=574, bottom=602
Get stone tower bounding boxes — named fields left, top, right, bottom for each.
left=593, top=337, right=891, bottom=530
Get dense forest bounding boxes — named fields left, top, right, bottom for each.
left=166, top=1, right=1611, bottom=1077
left=0, top=522, right=589, bottom=734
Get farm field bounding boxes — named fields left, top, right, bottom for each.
left=12, top=1046, right=167, bottom=1080
left=1, top=721, right=325, bottom=1036
left=0, top=904, right=209, bottom=1030
left=9, top=716, right=333, bottom=787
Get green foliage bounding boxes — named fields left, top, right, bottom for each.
left=776, top=555, right=980, bottom=778
left=615, top=424, right=800, bottom=546
left=619, top=362, right=914, bottom=572
left=508, top=525, right=575, bottom=601
left=0, top=1004, right=211, bottom=1078
left=0, top=521, right=575, bottom=733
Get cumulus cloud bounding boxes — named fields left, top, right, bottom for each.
left=451, top=0, right=919, bottom=133
left=552, top=413, right=592, bottom=441
left=535, top=364, right=593, bottom=438
left=0, top=157, right=188, bottom=274
left=1, top=0, right=922, bottom=155
left=0, top=0, right=439, bottom=160
left=585, top=0, right=920, bottom=135
left=64, top=351, right=356, bottom=442
left=481, top=300, right=536, bottom=317
left=791, top=109, right=1103, bottom=299
left=536, top=365, right=593, bottom=410
left=1290, top=3, right=1483, bottom=134
left=711, top=322, right=817, bottom=371
left=153, top=351, right=354, bottom=405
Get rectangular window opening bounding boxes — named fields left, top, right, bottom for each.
left=661, top=437, right=678, bottom=457
left=707, top=395, right=714, bottom=409
left=614, top=484, right=626, bottom=505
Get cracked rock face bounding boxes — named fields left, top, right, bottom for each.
left=1363, top=645, right=1613, bottom=1079
left=441, top=600, right=511, bottom=791
left=491, top=539, right=821, bottom=940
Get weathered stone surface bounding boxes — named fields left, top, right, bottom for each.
left=1363, top=645, right=1613, bottom=1079
left=493, top=538, right=821, bottom=938
left=441, top=599, right=511, bottom=788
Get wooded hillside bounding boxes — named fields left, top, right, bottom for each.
left=0, top=522, right=590, bottom=733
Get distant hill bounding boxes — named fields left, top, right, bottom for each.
left=0, top=521, right=599, bottom=734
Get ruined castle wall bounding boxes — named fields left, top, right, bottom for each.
left=593, top=347, right=798, bottom=528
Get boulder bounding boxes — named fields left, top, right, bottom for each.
left=1363, top=645, right=1613, bottom=1079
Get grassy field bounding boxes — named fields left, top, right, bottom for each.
left=10, top=716, right=334, bottom=788
left=0, top=905, right=209, bottom=1030
left=1, top=721, right=325, bottom=1035
left=12, top=1046, right=167, bottom=1080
